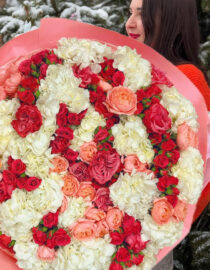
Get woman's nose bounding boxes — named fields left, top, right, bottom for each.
left=126, top=15, right=137, bottom=28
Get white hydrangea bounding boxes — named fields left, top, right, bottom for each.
left=110, top=172, right=160, bottom=220
left=14, top=241, right=54, bottom=270
left=55, top=38, right=113, bottom=69
left=71, top=106, right=106, bottom=151
left=39, top=64, right=90, bottom=113
left=171, top=147, right=204, bottom=204
left=0, top=98, right=20, bottom=155
left=111, top=116, right=154, bottom=164
left=59, top=197, right=90, bottom=228
left=25, top=173, right=63, bottom=215
left=160, top=85, right=198, bottom=132
left=113, top=46, right=151, bottom=91
left=52, top=235, right=115, bottom=270
left=0, top=189, right=42, bottom=242
left=141, top=215, right=183, bottom=250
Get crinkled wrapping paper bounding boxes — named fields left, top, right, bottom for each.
left=0, top=18, right=209, bottom=269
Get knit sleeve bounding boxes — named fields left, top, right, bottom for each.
left=177, top=64, right=210, bottom=110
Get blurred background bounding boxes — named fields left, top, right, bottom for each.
left=0, top=1, right=210, bottom=269
left=0, top=0, right=209, bottom=82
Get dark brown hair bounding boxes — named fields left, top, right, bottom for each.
left=141, top=0, right=200, bottom=66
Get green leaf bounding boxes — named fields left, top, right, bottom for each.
left=35, top=90, right=40, bottom=98
left=9, top=240, right=16, bottom=247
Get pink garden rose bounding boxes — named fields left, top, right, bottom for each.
left=93, top=187, right=113, bottom=211
left=62, top=174, right=80, bottom=197
left=123, top=154, right=152, bottom=175
left=177, top=123, right=198, bottom=151
left=85, top=207, right=106, bottom=221
left=95, top=220, right=109, bottom=238
left=37, top=246, right=56, bottom=262
left=79, top=141, right=97, bottom=164
left=89, top=150, right=120, bottom=185
left=70, top=219, right=96, bottom=241
left=59, top=195, right=69, bottom=214
left=151, top=198, right=173, bottom=225
left=105, top=86, right=137, bottom=115
left=98, top=77, right=112, bottom=92
left=172, top=200, right=188, bottom=222
left=106, top=207, right=123, bottom=231
left=76, top=182, right=96, bottom=201
left=4, top=73, right=22, bottom=95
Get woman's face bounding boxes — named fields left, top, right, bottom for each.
left=125, top=0, right=145, bottom=43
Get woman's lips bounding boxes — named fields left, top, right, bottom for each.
left=129, top=33, right=140, bottom=39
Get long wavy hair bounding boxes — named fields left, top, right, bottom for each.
left=141, top=0, right=200, bottom=66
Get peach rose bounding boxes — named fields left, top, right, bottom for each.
left=76, top=182, right=96, bottom=201
left=0, top=86, right=6, bottom=100
left=70, top=219, right=96, bottom=241
left=172, top=200, right=188, bottom=222
left=106, top=86, right=137, bottom=115
left=59, top=195, right=69, bottom=214
left=79, top=141, right=97, bottom=164
left=37, top=245, right=56, bottom=262
left=50, top=156, right=69, bottom=173
left=177, top=123, right=198, bottom=151
left=95, top=220, right=109, bottom=238
left=62, top=174, right=80, bottom=197
left=4, top=73, right=22, bottom=95
left=98, top=77, right=112, bottom=92
left=0, top=173, right=2, bottom=181
left=85, top=207, right=106, bottom=221
left=106, top=207, right=123, bottom=231
left=123, top=154, right=151, bottom=174
left=151, top=198, right=173, bottom=225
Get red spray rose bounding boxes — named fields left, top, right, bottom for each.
left=25, top=177, right=42, bottom=191
left=18, top=90, right=35, bottom=104
left=55, top=127, right=74, bottom=140
left=161, top=140, right=176, bottom=151
left=11, top=104, right=42, bottom=138
left=0, top=181, right=10, bottom=202
left=2, top=170, right=17, bottom=186
left=153, top=154, right=169, bottom=168
left=11, top=159, right=26, bottom=175
left=18, top=59, right=32, bottom=75
left=145, top=84, right=162, bottom=99
left=143, top=103, right=171, bottom=134
left=43, top=212, right=59, bottom=228
left=125, top=233, right=148, bottom=253
left=157, top=175, right=179, bottom=192
left=63, top=148, right=79, bottom=164
left=51, top=228, right=71, bottom=247
left=115, top=247, right=131, bottom=262
left=112, top=71, right=125, bottom=87
left=110, top=231, right=125, bottom=245
left=0, top=234, right=12, bottom=249
left=109, top=261, right=123, bottom=270
left=94, top=127, right=110, bottom=142
left=32, top=227, right=47, bottom=245
left=50, top=136, right=69, bottom=154
left=131, top=254, right=144, bottom=266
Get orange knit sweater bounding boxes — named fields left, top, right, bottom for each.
left=177, top=64, right=210, bottom=110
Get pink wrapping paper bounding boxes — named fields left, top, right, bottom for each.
left=0, top=18, right=209, bottom=269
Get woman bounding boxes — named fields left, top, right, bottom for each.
left=126, top=0, right=210, bottom=110
left=126, top=1, right=209, bottom=269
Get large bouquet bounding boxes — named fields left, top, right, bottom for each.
left=0, top=19, right=207, bottom=270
